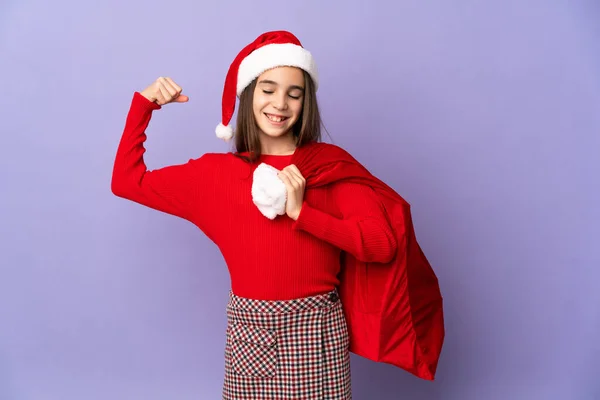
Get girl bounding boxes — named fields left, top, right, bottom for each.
left=112, top=30, right=441, bottom=399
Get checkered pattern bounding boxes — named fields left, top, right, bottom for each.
left=222, top=290, right=352, bottom=399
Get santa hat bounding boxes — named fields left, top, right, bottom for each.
left=215, top=30, right=319, bottom=140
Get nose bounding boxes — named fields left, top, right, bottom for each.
left=272, top=92, right=288, bottom=111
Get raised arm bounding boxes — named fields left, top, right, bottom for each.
left=111, top=78, right=219, bottom=237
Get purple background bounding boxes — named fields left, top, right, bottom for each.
left=1, top=1, right=599, bottom=399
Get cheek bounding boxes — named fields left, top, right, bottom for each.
left=291, top=101, right=304, bottom=119
left=252, top=100, right=264, bottom=119
left=253, top=95, right=269, bottom=113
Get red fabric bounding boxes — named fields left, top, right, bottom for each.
left=112, top=93, right=397, bottom=301
left=291, top=142, right=445, bottom=381
left=112, top=92, right=444, bottom=379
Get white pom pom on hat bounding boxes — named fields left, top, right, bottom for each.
left=215, top=122, right=234, bottom=140
left=215, top=30, right=319, bottom=141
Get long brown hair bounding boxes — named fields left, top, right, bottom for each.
left=233, top=70, right=322, bottom=163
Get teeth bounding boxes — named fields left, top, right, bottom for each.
left=267, top=114, right=285, bottom=122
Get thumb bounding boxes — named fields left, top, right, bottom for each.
left=174, top=94, right=189, bottom=103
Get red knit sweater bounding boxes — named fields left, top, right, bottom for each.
left=111, top=92, right=397, bottom=300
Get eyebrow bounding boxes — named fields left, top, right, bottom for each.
left=258, top=79, right=305, bottom=91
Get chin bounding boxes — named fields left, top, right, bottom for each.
left=259, top=128, right=293, bottom=138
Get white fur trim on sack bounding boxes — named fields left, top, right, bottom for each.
left=237, top=43, right=319, bottom=96
left=251, top=163, right=287, bottom=219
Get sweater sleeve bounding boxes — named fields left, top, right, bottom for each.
left=291, top=181, right=397, bottom=264
left=111, top=92, right=215, bottom=234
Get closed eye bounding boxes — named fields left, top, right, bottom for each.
left=261, top=89, right=302, bottom=99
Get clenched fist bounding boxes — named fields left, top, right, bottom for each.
left=140, top=77, right=189, bottom=105
left=277, top=164, right=306, bottom=221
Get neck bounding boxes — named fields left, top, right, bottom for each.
left=260, top=132, right=297, bottom=155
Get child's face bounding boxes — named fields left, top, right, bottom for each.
left=253, top=66, right=305, bottom=140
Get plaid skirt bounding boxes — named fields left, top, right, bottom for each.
left=222, top=289, right=352, bottom=399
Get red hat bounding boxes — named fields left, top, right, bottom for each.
left=216, top=30, right=319, bottom=140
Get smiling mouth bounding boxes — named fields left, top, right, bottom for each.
left=265, top=113, right=289, bottom=123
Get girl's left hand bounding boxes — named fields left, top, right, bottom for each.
left=278, top=164, right=306, bottom=221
